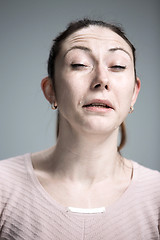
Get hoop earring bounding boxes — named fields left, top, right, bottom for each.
left=51, top=103, right=57, bottom=110
left=129, top=106, right=134, bottom=113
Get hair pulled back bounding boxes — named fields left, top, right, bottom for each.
left=47, top=18, right=137, bottom=152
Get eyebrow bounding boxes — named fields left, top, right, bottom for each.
left=64, top=46, right=91, bottom=58
left=64, top=46, right=132, bottom=59
left=109, top=47, right=132, bottom=59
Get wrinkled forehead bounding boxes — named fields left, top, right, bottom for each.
left=61, top=25, right=133, bottom=57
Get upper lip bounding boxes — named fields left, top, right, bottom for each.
left=82, top=99, right=114, bottom=109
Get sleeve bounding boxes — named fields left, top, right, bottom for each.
left=0, top=163, right=9, bottom=226
left=0, top=173, right=4, bottom=214
left=0, top=177, right=5, bottom=228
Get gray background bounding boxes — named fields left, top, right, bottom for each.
left=0, top=0, right=160, bottom=170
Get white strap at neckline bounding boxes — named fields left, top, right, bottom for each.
left=68, top=207, right=106, bottom=214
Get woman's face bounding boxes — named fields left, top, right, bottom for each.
left=54, top=26, right=140, bottom=135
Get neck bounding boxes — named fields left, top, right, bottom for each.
left=49, top=124, right=124, bottom=185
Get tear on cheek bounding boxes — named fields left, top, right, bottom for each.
left=79, top=97, right=84, bottom=106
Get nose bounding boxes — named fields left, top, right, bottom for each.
left=90, top=64, right=109, bottom=90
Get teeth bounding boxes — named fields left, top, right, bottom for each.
left=88, top=103, right=109, bottom=108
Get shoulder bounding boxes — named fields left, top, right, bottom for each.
left=0, top=154, right=30, bottom=178
left=133, top=161, right=160, bottom=181
left=0, top=154, right=31, bottom=195
left=0, top=154, right=33, bottom=211
left=133, top=161, right=160, bottom=200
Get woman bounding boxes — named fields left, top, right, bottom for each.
left=0, top=19, right=160, bottom=240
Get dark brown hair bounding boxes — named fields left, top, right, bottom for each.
left=47, top=18, right=137, bottom=152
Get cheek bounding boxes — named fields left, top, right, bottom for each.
left=120, top=89, right=135, bottom=116
left=114, top=77, right=135, bottom=109
left=54, top=74, right=82, bottom=111
left=56, top=65, right=86, bottom=94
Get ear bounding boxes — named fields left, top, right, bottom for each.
left=41, top=77, right=57, bottom=106
left=131, top=77, right=141, bottom=106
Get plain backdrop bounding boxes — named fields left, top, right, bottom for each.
left=0, top=0, right=160, bottom=170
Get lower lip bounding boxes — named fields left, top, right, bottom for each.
left=83, top=106, right=113, bottom=113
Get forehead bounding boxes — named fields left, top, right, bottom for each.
left=61, top=25, right=133, bottom=56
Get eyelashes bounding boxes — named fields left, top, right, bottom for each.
left=110, top=65, right=126, bottom=69
left=71, top=63, right=87, bottom=69
left=109, top=65, right=126, bottom=72
left=71, top=63, right=126, bottom=72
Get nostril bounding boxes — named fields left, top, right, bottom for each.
left=105, top=85, right=108, bottom=90
left=94, top=84, right=101, bottom=88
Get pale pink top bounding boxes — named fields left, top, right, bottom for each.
left=0, top=154, right=160, bottom=239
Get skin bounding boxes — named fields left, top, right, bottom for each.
left=32, top=26, right=141, bottom=208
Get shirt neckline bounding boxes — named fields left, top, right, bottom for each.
left=25, top=153, right=139, bottom=217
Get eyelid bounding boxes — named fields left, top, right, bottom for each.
left=70, top=63, right=93, bottom=73
left=110, top=65, right=126, bottom=69
left=108, top=65, right=127, bottom=73
left=71, top=63, right=86, bottom=66
left=109, top=65, right=126, bottom=71
left=71, top=63, right=86, bottom=68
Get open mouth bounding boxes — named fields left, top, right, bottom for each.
left=82, top=98, right=114, bottom=111
left=83, top=103, right=112, bottom=109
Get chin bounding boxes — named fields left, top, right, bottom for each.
left=80, top=122, right=117, bottom=135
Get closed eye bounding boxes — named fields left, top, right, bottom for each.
left=71, top=63, right=86, bottom=69
left=109, top=65, right=126, bottom=72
